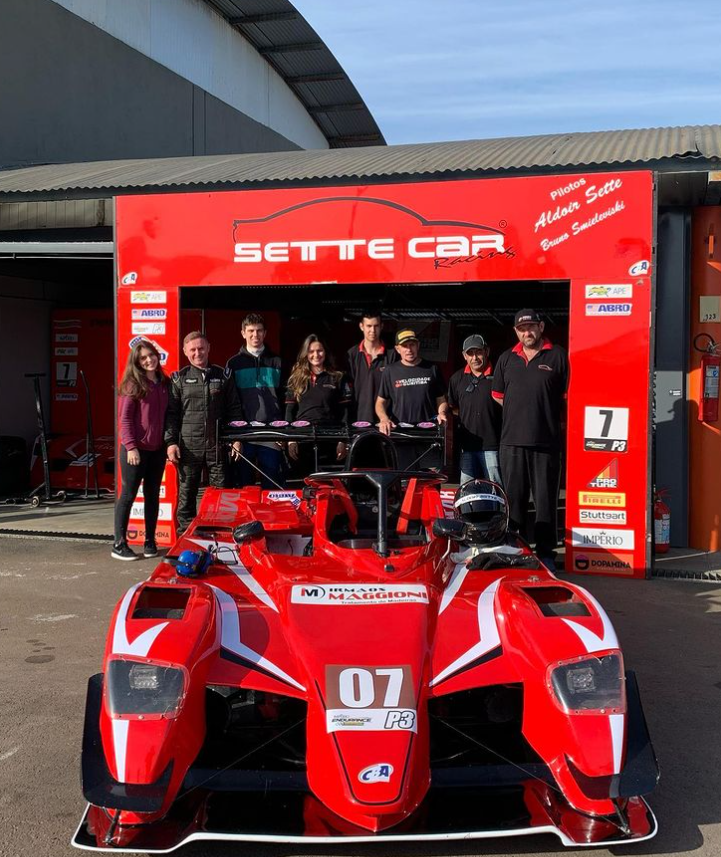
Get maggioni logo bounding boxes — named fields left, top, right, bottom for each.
left=232, top=198, right=507, bottom=263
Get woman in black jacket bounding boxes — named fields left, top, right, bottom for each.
left=284, top=334, right=351, bottom=470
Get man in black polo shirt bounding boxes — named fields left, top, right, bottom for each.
left=376, top=328, right=447, bottom=469
left=491, top=309, right=568, bottom=570
left=444, top=334, right=502, bottom=486
left=346, top=309, right=398, bottom=424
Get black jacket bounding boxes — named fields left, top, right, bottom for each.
left=164, top=364, right=244, bottom=458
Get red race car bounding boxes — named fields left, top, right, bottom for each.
left=73, top=441, right=658, bottom=851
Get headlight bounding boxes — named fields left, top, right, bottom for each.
left=106, top=658, right=186, bottom=718
left=549, top=653, right=625, bottom=714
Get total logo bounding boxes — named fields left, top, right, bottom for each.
left=588, top=459, right=618, bottom=489
left=358, top=763, right=393, bottom=784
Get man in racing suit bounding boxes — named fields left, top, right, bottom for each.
left=165, top=331, right=244, bottom=531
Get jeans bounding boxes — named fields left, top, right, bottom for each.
left=233, top=442, right=285, bottom=489
left=115, top=446, right=166, bottom=544
left=460, top=449, right=503, bottom=487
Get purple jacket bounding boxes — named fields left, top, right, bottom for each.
left=118, top=381, right=169, bottom=451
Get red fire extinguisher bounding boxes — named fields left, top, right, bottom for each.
left=654, top=489, right=670, bottom=554
left=694, top=334, right=720, bottom=422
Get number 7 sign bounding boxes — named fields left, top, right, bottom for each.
left=584, top=406, right=629, bottom=452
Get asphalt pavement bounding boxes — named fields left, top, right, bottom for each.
left=1, top=535, right=720, bottom=857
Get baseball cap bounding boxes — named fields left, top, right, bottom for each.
left=462, top=334, right=487, bottom=352
left=396, top=329, right=419, bottom=345
left=514, top=308, right=542, bottom=327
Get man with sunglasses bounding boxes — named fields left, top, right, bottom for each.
left=491, top=309, right=568, bottom=571
left=446, top=334, right=502, bottom=486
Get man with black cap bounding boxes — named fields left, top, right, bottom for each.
left=491, top=309, right=568, bottom=570
left=445, top=333, right=502, bottom=486
left=376, top=328, right=447, bottom=469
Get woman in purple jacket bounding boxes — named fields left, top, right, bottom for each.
left=113, top=340, right=169, bottom=561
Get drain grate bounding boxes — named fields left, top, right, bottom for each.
left=0, top=528, right=113, bottom=542
left=652, top=567, right=721, bottom=582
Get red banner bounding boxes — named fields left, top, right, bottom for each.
left=116, top=172, right=654, bottom=574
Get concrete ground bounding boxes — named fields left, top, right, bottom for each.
left=0, top=535, right=720, bottom=857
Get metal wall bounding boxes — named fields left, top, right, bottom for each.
left=0, top=0, right=305, bottom=169
left=654, top=208, right=691, bottom=545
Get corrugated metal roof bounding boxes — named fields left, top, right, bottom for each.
left=201, top=0, right=385, bottom=147
left=1, top=125, right=719, bottom=199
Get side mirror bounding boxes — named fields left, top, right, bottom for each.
left=432, top=517, right=467, bottom=540
left=233, top=520, right=265, bottom=544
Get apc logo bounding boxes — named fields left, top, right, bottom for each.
left=358, top=763, right=393, bottom=784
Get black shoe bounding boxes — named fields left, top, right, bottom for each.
left=144, top=541, right=159, bottom=558
left=111, top=542, right=139, bottom=562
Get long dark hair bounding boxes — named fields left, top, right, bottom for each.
left=287, top=334, right=342, bottom=401
left=119, top=340, right=168, bottom=400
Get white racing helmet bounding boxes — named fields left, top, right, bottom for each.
left=454, top=479, right=509, bottom=546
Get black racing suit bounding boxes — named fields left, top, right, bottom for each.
left=164, top=364, right=244, bottom=530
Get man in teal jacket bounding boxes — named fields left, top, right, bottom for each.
left=226, top=313, right=285, bottom=488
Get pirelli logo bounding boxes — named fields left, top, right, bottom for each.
left=578, top=491, right=626, bottom=508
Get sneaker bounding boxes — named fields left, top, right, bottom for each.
left=144, top=541, right=159, bottom=558
left=111, top=542, right=139, bottom=562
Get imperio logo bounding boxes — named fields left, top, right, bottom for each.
left=232, top=198, right=508, bottom=264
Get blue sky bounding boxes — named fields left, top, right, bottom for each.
left=293, top=0, right=721, bottom=144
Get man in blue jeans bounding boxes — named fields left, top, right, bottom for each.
left=445, top=334, right=503, bottom=486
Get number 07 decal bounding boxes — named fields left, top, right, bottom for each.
left=584, top=406, right=629, bottom=453
left=325, top=665, right=417, bottom=733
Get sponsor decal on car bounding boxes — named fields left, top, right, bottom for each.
left=585, top=302, right=632, bottom=317
left=572, top=551, right=635, bottom=575
left=571, top=527, right=635, bottom=550
left=578, top=491, right=626, bottom=507
left=587, top=459, right=619, bottom=489
left=130, top=290, right=167, bottom=304
left=267, top=490, right=301, bottom=507
left=291, top=584, right=429, bottom=605
left=325, top=665, right=417, bottom=732
left=585, top=283, right=633, bottom=299
left=579, top=509, right=627, bottom=524
left=358, top=763, right=394, bottom=784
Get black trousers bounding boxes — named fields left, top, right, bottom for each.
left=176, top=452, right=227, bottom=531
left=499, top=445, right=561, bottom=557
left=115, top=446, right=167, bottom=544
